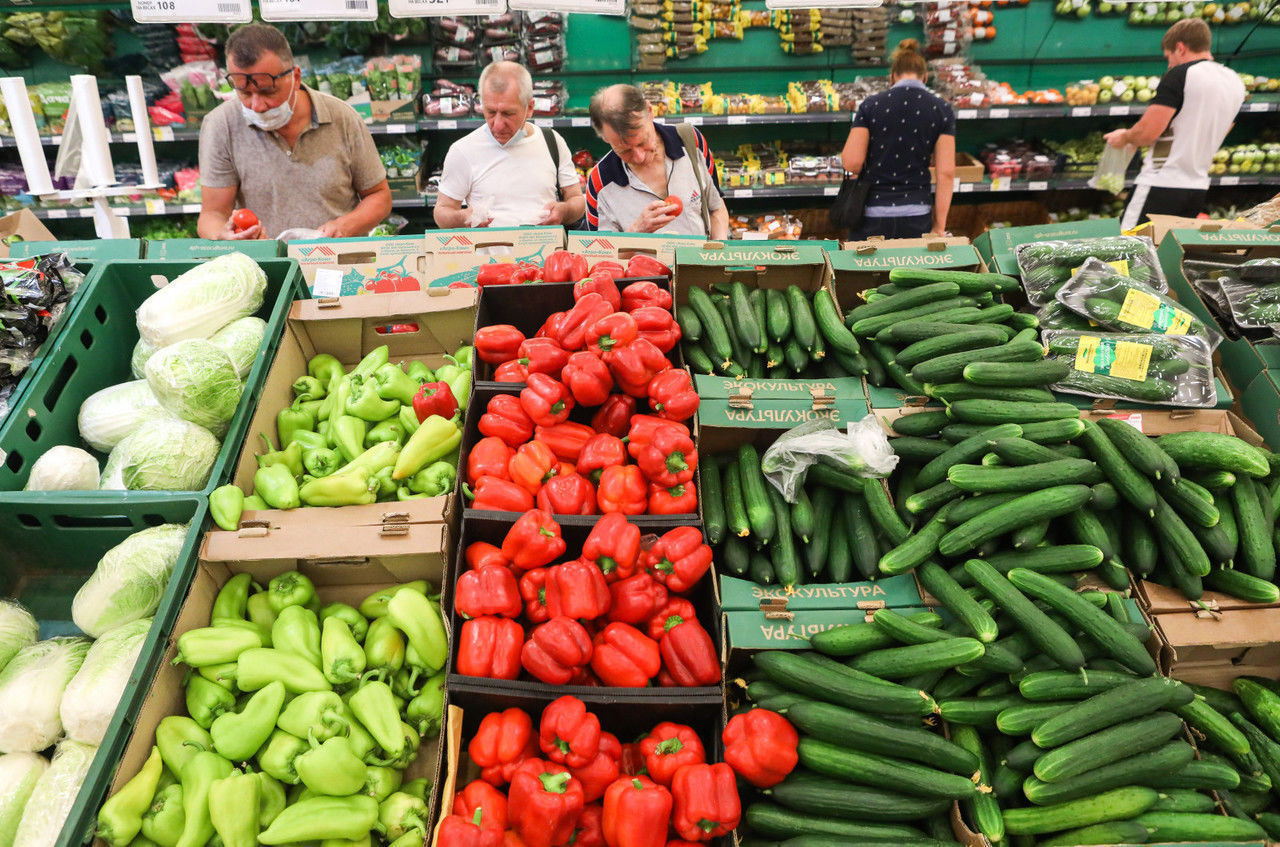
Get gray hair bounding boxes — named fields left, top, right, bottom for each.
left=479, top=61, right=533, bottom=106
left=589, top=84, right=649, bottom=138
left=226, top=23, right=293, bottom=69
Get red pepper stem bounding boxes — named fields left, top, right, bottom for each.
left=698, top=819, right=719, bottom=833
left=540, top=771, right=571, bottom=794
left=632, top=778, right=643, bottom=790
left=597, top=557, right=616, bottom=575
left=655, top=737, right=684, bottom=755
left=472, top=808, right=483, bottom=827
left=540, top=527, right=556, bottom=538
left=667, top=453, right=688, bottom=474
left=551, top=401, right=565, bottom=414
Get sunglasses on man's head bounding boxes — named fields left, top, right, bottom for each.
left=225, top=68, right=294, bottom=94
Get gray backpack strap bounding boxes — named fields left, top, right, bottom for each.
left=674, top=122, right=713, bottom=235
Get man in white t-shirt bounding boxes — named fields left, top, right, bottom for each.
left=433, top=62, right=585, bottom=228
left=1105, top=18, right=1245, bottom=230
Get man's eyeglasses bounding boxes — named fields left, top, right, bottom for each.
left=225, top=68, right=294, bottom=94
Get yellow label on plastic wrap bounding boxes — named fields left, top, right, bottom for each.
left=1117, top=288, right=1192, bottom=335
left=1074, top=335, right=1152, bottom=382
left=1072, top=259, right=1130, bottom=277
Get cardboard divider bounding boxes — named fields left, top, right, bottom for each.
left=0, top=208, right=55, bottom=256
left=224, top=289, right=477, bottom=531
left=423, top=227, right=566, bottom=289
left=1240, top=369, right=1280, bottom=450
left=567, top=231, right=713, bottom=268
left=828, top=236, right=982, bottom=316
left=1152, top=605, right=1280, bottom=687
left=1136, top=214, right=1267, bottom=246
left=288, top=235, right=431, bottom=295
left=98, top=521, right=452, bottom=847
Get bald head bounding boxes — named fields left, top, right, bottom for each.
left=589, top=84, right=650, bottom=138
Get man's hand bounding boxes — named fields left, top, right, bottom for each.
left=536, top=201, right=564, bottom=226
left=318, top=219, right=357, bottom=238
left=929, top=228, right=950, bottom=237
left=1104, top=128, right=1130, bottom=149
left=631, top=199, right=679, bottom=234
left=220, top=217, right=263, bottom=240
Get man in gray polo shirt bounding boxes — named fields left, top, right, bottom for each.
left=197, top=24, right=392, bottom=240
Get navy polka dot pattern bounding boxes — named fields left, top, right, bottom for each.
left=852, top=81, right=956, bottom=210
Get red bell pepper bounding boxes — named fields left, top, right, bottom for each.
left=608, top=574, right=668, bottom=626
left=536, top=473, right=597, bottom=516
left=476, top=325, right=527, bottom=364
left=519, top=568, right=550, bottom=623
left=518, top=338, right=570, bottom=377
left=571, top=804, right=606, bottom=847
left=643, top=596, right=695, bottom=641
left=631, top=425, right=697, bottom=488
left=560, top=352, right=613, bottom=407
left=630, top=306, right=681, bottom=353
left=508, top=441, right=560, bottom=495
left=574, top=274, right=621, bottom=311
left=534, top=422, right=596, bottom=463
left=438, top=812, right=503, bottom=847
left=722, top=708, right=799, bottom=789
left=522, top=617, right=593, bottom=685
left=520, top=373, right=575, bottom=428
left=479, top=395, right=535, bottom=447
left=597, top=466, right=648, bottom=515
left=582, top=512, right=642, bottom=582
left=508, top=759, right=585, bottom=847
left=590, top=394, right=636, bottom=438
left=466, top=541, right=510, bottom=571
left=670, top=763, right=740, bottom=841
left=469, top=708, right=536, bottom=787
left=453, top=779, right=509, bottom=831
left=624, top=255, right=672, bottom=280
left=539, top=695, right=602, bottom=768
left=553, top=460, right=577, bottom=478
left=468, top=437, right=515, bottom=485
left=647, top=369, right=700, bottom=423
left=591, top=623, right=661, bottom=688
left=660, top=619, right=720, bottom=687
left=413, top=381, right=459, bottom=422
left=502, top=509, right=566, bottom=571
left=628, top=415, right=691, bottom=444
left=456, top=566, right=523, bottom=619
left=504, top=833, right=528, bottom=847
left=590, top=260, right=626, bottom=277
left=648, top=482, right=697, bottom=516
left=603, top=338, right=671, bottom=398
left=469, top=476, right=536, bottom=512
left=569, top=731, right=621, bottom=803
left=575, top=434, right=626, bottom=486
left=621, top=280, right=674, bottom=312
left=554, top=292, right=614, bottom=351
left=457, top=616, right=524, bottom=680
left=603, top=776, right=673, bottom=847
left=545, top=558, right=612, bottom=620
left=495, top=360, right=530, bottom=383
left=639, top=723, right=706, bottom=787
left=538, top=311, right=566, bottom=340
left=666, top=841, right=701, bottom=847
left=542, top=250, right=590, bottom=284
left=645, top=526, right=712, bottom=593
left=586, top=312, right=639, bottom=355
left=620, top=743, right=647, bottom=776
left=477, top=263, right=521, bottom=288
left=513, top=262, right=543, bottom=284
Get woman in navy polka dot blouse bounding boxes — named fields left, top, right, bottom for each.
left=840, top=39, right=957, bottom=241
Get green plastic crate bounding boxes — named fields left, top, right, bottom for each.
left=0, top=495, right=207, bottom=847
left=143, top=238, right=283, bottom=261
left=0, top=257, right=303, bottom=497
left=8, top=238, right=145, bottom=261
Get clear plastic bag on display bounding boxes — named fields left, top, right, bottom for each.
left=1042, top=329, right=1217, bottom=408
left=1087, top=143, right=1136, bottom=195
left=1055, top=257, right=1222, bottom=350
left=1015, top=234, right=1164, bottom=306
left=760, top=417, right=897, bottom=502
left=1219, top=261, right=1280, bottom=336
left=1036, top=300, right=1097, bottom=334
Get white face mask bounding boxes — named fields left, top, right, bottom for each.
left=487, top=122, right=527, bottom=150
left=242, top=76, right=297, bottom=132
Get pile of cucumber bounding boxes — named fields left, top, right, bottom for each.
left=677, top=282, right=867, bottom=380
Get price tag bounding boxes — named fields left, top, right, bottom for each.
left=49, top=135, right=62, bottom=145
left=46, top=209, right=68, bottom=219
left=957, top=109, right=977, bottom=120
left=991, top=177, right=1010, bottom=192
left=261, top=0, right=377, bottom=20
left=312, top=268, right=344, bottom=298
left=509, top=0, right=624, bottom=14
left=1029, top=181, right=1049, bottom=192
left=1220, top=175, right=1241, bottom=185
left=120, top=132, right=138, bottom=143
left=684, top=116, right=704, bottom=126
left=131, top=0, right=250, bottom=22
left=436, top=119, right=458, bottom=130
left=727, top=115, right=749, bottom=125
left=144, top=199, right=166, bottom=215
left=823, top=186, right=839, bottom=196
left=391, top=0, right=507, bottom=15
left=990, top=108, right=1010, bottom=119
left=958, top=182, right=974, bottom=193
left=118, top=207, right=133, bottom=217
left=1071, top=107, right=1091, bottom=117
left=736, top=189, right=754, bottom=198
left=1106, top=412, right=1143, bottom=432
left=571, top=117, right=591, bottom=128
left=1108, top=105, right=1131, bottom=116
left=152, top=126, right=174, bottom=142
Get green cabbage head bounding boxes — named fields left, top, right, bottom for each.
left=144, top=340, right=242, bottom=438
left=71, top=524, right=188, bottom=637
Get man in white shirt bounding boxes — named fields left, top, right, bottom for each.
left=433, top=62, right=584, bottom=228
left=1105, top=18, right=1246, bottom=230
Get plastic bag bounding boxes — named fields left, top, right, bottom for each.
left=1220, top=274, right=1280, bottom=336
left=1055, top=258, right=1222, bottom=350
left=1042, top=329, right=1217, bottom=408
left=275, top=228, right=324, bottom=243
left=1087, top=143, right=1136, bottom=194
left=1015, top=234, right=1164, bottom=306
left=760, top=416, right=897, bottom=502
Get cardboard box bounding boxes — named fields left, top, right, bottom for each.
left=100, top=521, right=451, bottom=843
left=1153, top=606, right=1280, bottom=687
left=288, top=235, right=429, bottom=295
left=567, top=231, right=712, bottom=269
left=1240, top=370, right=1280, bottom=450
left=725, top=605, right=927, bottom=649
left=225, top=290, right=477, bottom=533
left=830, top=237, right=980, bottom=312
left=144, top=238, right=283, bottom=261
left=1138, top=214, right=1264, bottom=245
left=931, top=151, right=984, bottom=185
left=0, top=209, right=55, bottom=257
left=1139, top=578, right=1280, bottom=615
left=694, top=374, right=869, bottom=430
left=1158, top=227, right=1280, bottom=392
left=974, top=217, right=1120, bottom=277
left=721, top=572, right=921, bottom=612
left=422, top=227, right=565, bottom=289
left=8, top=237, right=143, bottom=261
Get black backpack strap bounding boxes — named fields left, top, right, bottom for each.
left=541, top=125, right=564, bottom=202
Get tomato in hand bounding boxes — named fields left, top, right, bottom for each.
left=664, top=195, right=684, bottom=217
left=231, top=209, right=260, bottom=232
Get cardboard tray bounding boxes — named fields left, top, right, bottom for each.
left=567, top=231, right=714, bottom=268
left=446, top=514, right=723, bottom=702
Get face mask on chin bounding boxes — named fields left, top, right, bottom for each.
left=488, top=123, right=527, bottom=150
left=242, top=76, right=297, bottom=132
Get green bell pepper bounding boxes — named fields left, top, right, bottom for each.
left=404, top=360, right=433, bottom=383
left=397, top=403, right=419, bottom=436
left=395, top=486, right=431, bottom=501
left=362, top=618, right=405, bottom=673
left=98, top=746, right=164, bottom=847
left=267, top=572, right=316, bottom=613
left=432, top=363, right=461, bottom=386
left=296, top=736, right=367, bottom=796
left=332, top=441, right=398, bottom=479
left=185, top=674, right=236, bottom=729
left=386, top=588, right=447, bottom=672
left=358, top=580, right=427, bottom=619
left=277, top=691, right=350, bottom=742
left=452, top=346, right=473, bottom=368
left=257, top=434, right=304, bottom=478
left=256, top=773, right=286, bottom=828
left=303, top=447, right=342, bottom=478
left=370, top=466, right=397, bottom=501
left=276, top=404, right=315, bottom=452
left=271, top=605, right=322, bottom=668
left=197, top=662, right=238, bottom=692
left=407, top=461, right=455, bottom=496
left=246, top=593, right=277, bottom=639
left=346, top=377, right=399, bottom=422
left=377, top=792, right=428, bottom=842
left=350, top=345, right=390, bottom=379
left=399, top=778, right=431, bottom=803
left=175, top=750, right=233, bottom=847
left=391, top=415, right=460, bottom=481
left=317, top=419, right=331, bottom=438
left=365, top=419, right=405, bottom=448
left=236, top=648, right=330, bottom=694
left=209, top=486, right=245, bottom=533
left=256, top=795, right=379, bottom=845
left=308, top=354, right=345, bottom=388
left=292, top=376, right=327, bottom=402
left=330, top=415, right=368, bottom=464
left=319, top=376, right=351, bottom=424
left=256, top=730, right=308, bottom=785
left=215, top=617, right=272, bottom=647
left=140, top=784, right=185, bottom=847
left=449, top=370, right=471, bottom=413
left=372, top=722, right=419, bottom=770
left=319, top=602, right=367, bottom=641
left=290, top=429, right=329, bottom=451
left=321, top=616, right=366, bottom=687
left=208, top=771, right=260, bottom=847
left=297, top=398, right=325, bottom=421
left=253, top=464, right=300, bottom=511
left=372, top=363, right=422, bottom=406
left=210, top=680, right=285, bottom=762
left=300, top=469, right=377, bottom=507
left=406, top=670, right=445, bottom=737
left=345, top=714, right=379, bottom=763
left=362, top=766, right=402, bottom=803
left=348, top=680, right=404, bottom=757
left=175, top=626, right=262, bottom=668
left=242, top=495, right=268, bottom=511
left=211, top=573, right=254, bottom=624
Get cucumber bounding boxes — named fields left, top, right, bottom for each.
left=889, top=268, right=1018, bottom=294
left=1157, top=431, right=1271, bottom=478
left=766, top=339, right=785, bottom=369
left=948, top=400, right=1080, bottom=425
left=1018, top=669, right=1139, bottom=702
left=1032, top=678, right=1192, bottom=748
left=1064, top=509, right=1114, bottom=561
left=750, top=287, right=769, bottom=354
left=809, top=611, right=942, bottom=657
left=946, top=493, right=1021, bottom=524
left=825, top=509, right=854, bottom=582
left=997, top=702, right=1073, bottom=735
left=683, top=344, right=715, bottom=375
left=765, top=485, right=801, bottom=588
left=1001, top=787, right=1160, bottom=836
left=843, top=491, right=878, bottom=581
left=989, top=437, right=1072, bottom=467
left=1133, top=812, right=1267, bottom=842
left=879, top=507, right=953, bottom=576
left=949, top=724, right=1004, bottom=845
left=1150, top=751, right=1245, bottom=791
left=739, top=444, right=776, bottom=544
left=1078, top=419, right=1158, bottom=516
left=676, top=305, right=702, bottom=342
left=767, top=773, right=951, bottom=822
left=848, top=637, right=986, bottom=679
left=910, top=340, right=1046, bottom=385
left=752, top=651, right=936, bottom=716
left=1233, top=477, right=1276, bottom=579
left=925, top=383, right=1057, bottom=404
left=1152, top=493, right=1212, bottom=577
left=916, top=562, right=999, bottom=643
left=963, top=559, right=1085, bottom=671
left=700, top=457, right=726, bottom=545
left=1095, top=417, right=1181, bottom=482
left=962, top=359, right=1071, bottom=388
left=746, top=679, right=786, bottom=702
left=782, top=337, right=809, bottom=373
left=764, top=287, right=791, bottom=342
left=790, top=487, right=815, bottom=543
left=1005, top=739, right=1045, bottom=773
left=891, top=437, right=951, bottom=463
left=1205, top=568, right=1280, bottom=603
left=1023, top=740, right=1195, bottom=807
left=723, top=461, right=750, bottom=538
left=1159, top=477, right=1220, bottom=527
left=784, top=700, right=977, bottom=775
left=813, top=289, right=860, bottom=357
left=749, top=552, right=776, bottom=585
left=722, top=535, right=750, bottom=577
left=881, top=321, right=1013, bottom=345
left=948, top=459, right=1102, bottom=493
left=940, top=486, right=1093, bottom=557
left=687, top=286, right=733, bottom=362
left=803, top=487, right=834, bottom=576
left=892, top=410, right=952, bottom=437
left=1235, top=677, right=1280, bottom=739
left=897, top=330, right=1010, bottom=370
left=796, top=738, right=981, bottom=799
left=1175, top=695, right=1251, bottom=757
left=786, top=285, right=818, bottom=350
left=1019, top=418, right=1087, bottom=444
left=939, top=694, right=1029, bottom=727
left=851, top=298, right=984, bottom=337
left=744, top=803, right=934, bottom=842
left=730, top=282, right=764, bottom=353
left=1032, top=712, right=1184, bottom=783
left=848, top=282, right=962, bottom=323
left=862, top=478, right=912, bottom=545
left=1124, top=519, right=1159, bottom=576
left=1038, top=821, right=1152, bottom=847
left=917, top=423, right=1025, bottom=489
left=1089, top=482, right=1119, bottom=511
left=1153, top=789, right=1217, bottom=813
